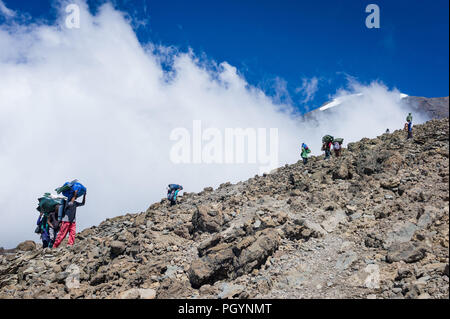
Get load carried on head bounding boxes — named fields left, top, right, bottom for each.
left=322, top=135, right=334, bottom=159
left=34, top=179, right=88, bottom=249
left=333, top=138, right=344, bottom=157
left=322, top=135, right=334, bottom=143
left=36, top=193, right=65, bottom=214
left=55, top=179, right=86, bottom=200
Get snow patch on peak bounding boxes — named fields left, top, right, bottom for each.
left=318, top=92, right=408, bottom=112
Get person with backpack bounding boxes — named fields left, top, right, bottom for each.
left=47, top=206, right=60, bottom=248
left=406, top=113, right=412, bottom=123
left=333, top=138, right=343, bottom=157
left=53, top=192, right=86, bottom=248
left=322, top=135, right=333, bottom=160
left=322, top=142, right=331, bottom=159
left=167, top=184, right=183, bottom=206
left=36, top=211, right=51, bottom=248
left=406, top=121, right=413, bottom=139
left=333, top=141, right=341, bottom=157
left=301, top=143, right=311, bottom=164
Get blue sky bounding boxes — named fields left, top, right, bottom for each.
left=2, top=0, right=449, bottom=112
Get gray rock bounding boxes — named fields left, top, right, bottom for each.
left=16, top=241, right=36, bottom=251
left=303, top=220, right=327, bottom=236
left=163, top=265, right=180, bottom=279
left=192, top=204, right=224, bottom=233
left=321, top=210, right=347, bottom=233
left=253, top=220, right=262, bottom=229
left=64, top=264, right=80, bottom=290
left=384, top=222, right=418, bottom=248
left=335, top=251, right=358, bottom=270
left=110, top=241, right=126, bottom=257
left=350, top=212, right=362, bottom=221
left=386, top=242, right=427, bottom=263
left=217, top=283, right=245, bottom=299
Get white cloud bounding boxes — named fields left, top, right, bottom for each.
left=0, top=1, right=427, bottom=248
left=0, top=0, right=15, bottom=18
left=296, top=76, right=319, bottom=104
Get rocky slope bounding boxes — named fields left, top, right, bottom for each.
left=0, top=118, right=449, bottom=299
left=401, top=96, right=449, bottom=120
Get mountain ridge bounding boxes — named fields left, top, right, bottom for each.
left=305, top=95, right=449, bottom=120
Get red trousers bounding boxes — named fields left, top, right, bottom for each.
left=53, top=221, right=76, bottom=248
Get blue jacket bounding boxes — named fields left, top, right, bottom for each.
left=37, top=215, right=50, bottom=242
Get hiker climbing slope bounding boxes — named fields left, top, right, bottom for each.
left=301, top=143, right=311, bottom=164
left=406, top=121, right=413, bottom=139
left=36, top=212, right=51, bottom=248
left=404, top=112, right=414, bottom=140
left=167, top=184, right=183, bottom=206
left=322, top=135, right=333, bottom=159
left=47, top=207, right=60, bottom=248
left=35, top=193, right=64, bottom=248
left=53, top=192, right=86, bottom=248
left=333, top=138, right=344, bottom=157
left=406, top=112, right=413, bottom=123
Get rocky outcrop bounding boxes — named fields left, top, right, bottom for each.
left=402, top=96, right=449, bottom=120
left=188, top=228, right=279, bottom=288
left=191, top=204, right=225, bottom=234
left=16, top=241, right=36, bottom=252
left=0, top=118, right=448, bottom=299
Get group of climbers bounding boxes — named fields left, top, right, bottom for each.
left=34, top=180, right=185, bottom=249
left=32, top=113, right=415, bottom=249
left=317, top=135, right=344, bottom=160
left=300, top=135, right=344, bottom=162
left=35, top=180, right=87, bottom=249
left=301, top=112, right=414, bottom=162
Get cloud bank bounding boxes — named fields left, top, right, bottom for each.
left=0, top=1, right=427, bottom=248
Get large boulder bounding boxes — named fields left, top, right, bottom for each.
left=188, top=228, right=279, bottom=288
left=386, top=242, right=427, bottom=263
left=110, top=241, right=126, bottom=257
left=191, top=204, right=224, bottom=233
left=332, top=162, right=352, bottom=180
left=16, top=241, right=36, bottom=251
left=384, top=222, right=418, bottom=248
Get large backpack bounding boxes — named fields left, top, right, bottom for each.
left=56, top=180, right=86, bottom=199
left=168, top=184, right=182, bottom=201
left=334, top=138, right=344, bottom=145
left=322, top=135, right=334, bottom=143
left=37, top=194, right=64, bottom=214
left=168, top=184, right=183, bottom=191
